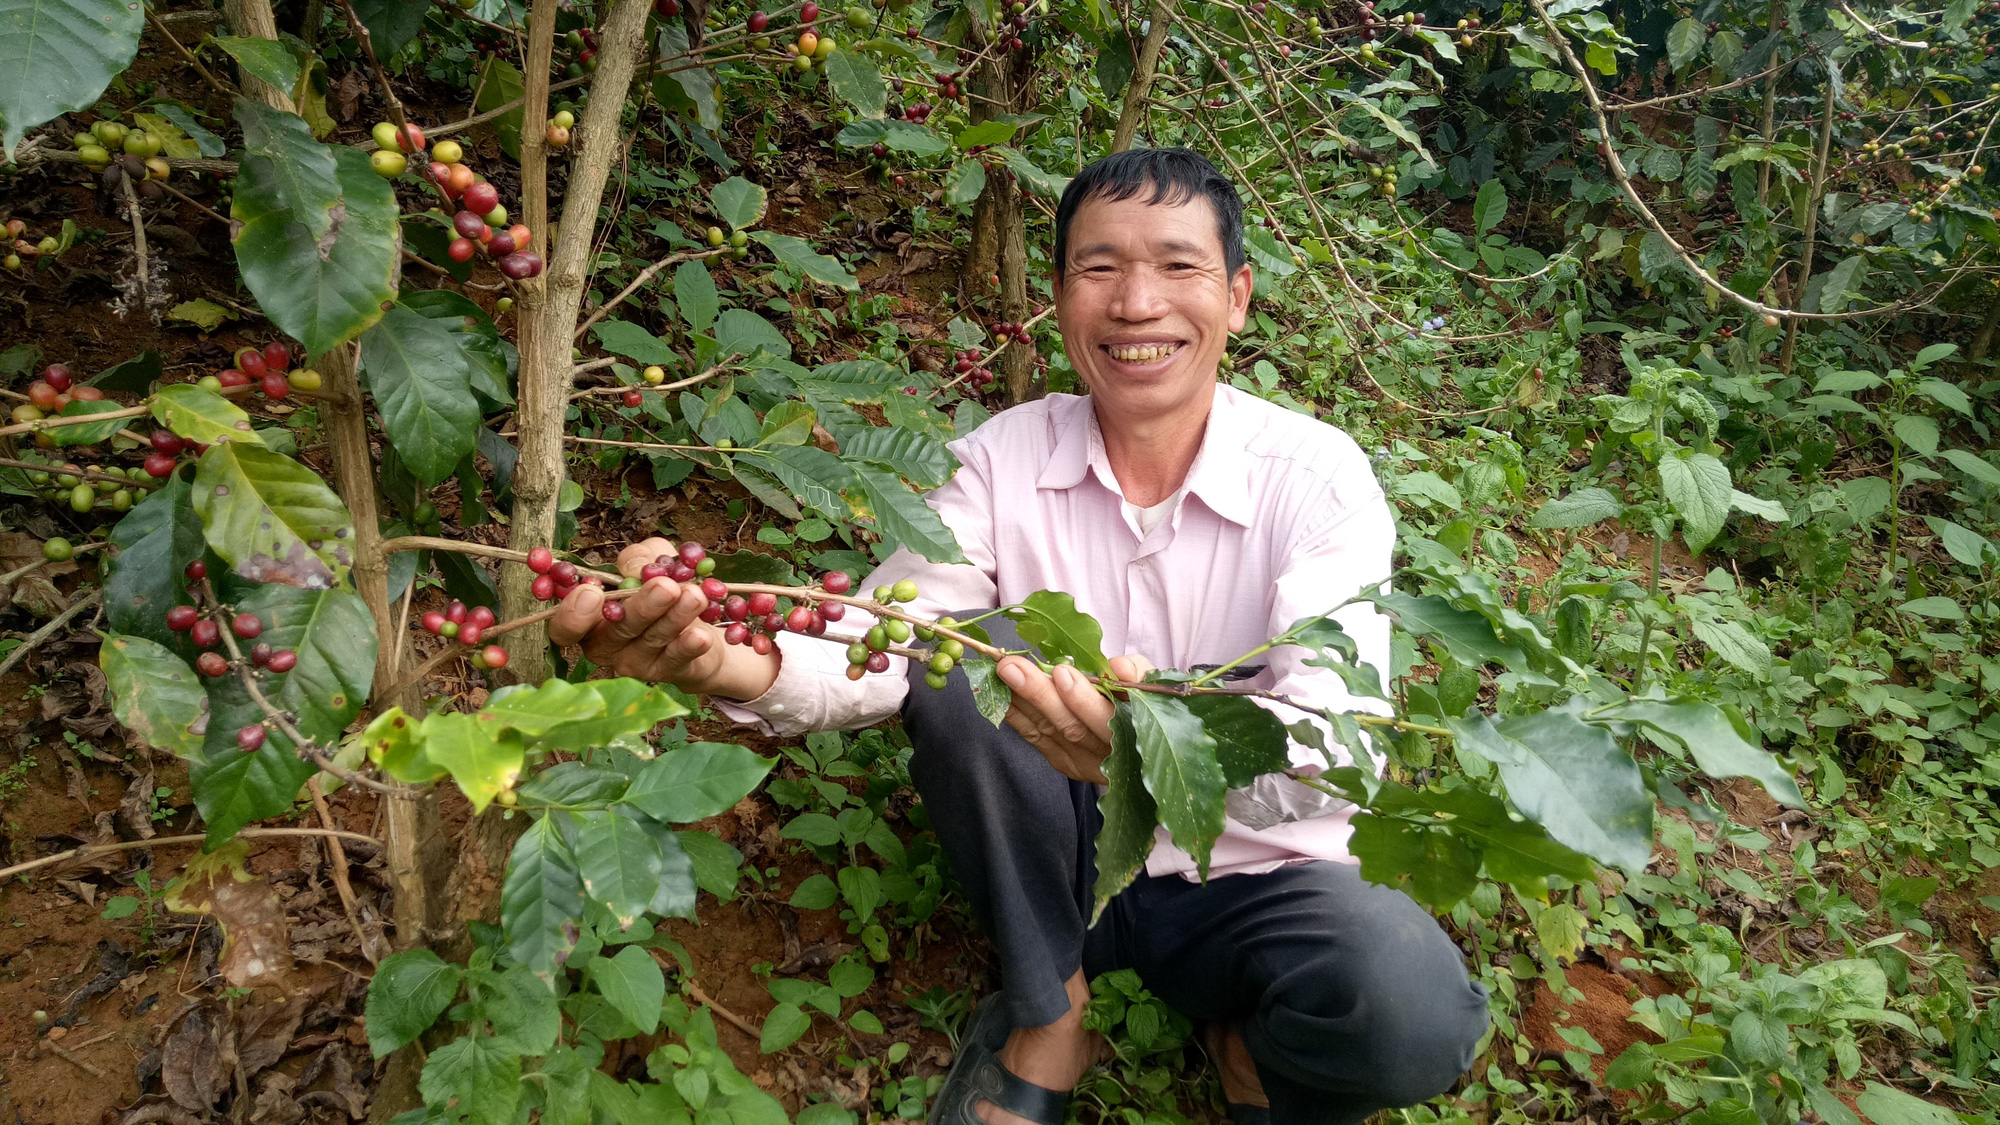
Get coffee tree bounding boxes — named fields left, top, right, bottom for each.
left=2, top=0, right=1993, bottom=1122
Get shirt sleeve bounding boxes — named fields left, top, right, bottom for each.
left=713, top=437, right=1002, bottom=737
left=1220, top=469, right=1395, bottom=826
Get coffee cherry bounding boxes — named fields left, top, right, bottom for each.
left=463, top=181, right=500, bottom=216
left=701, top=577, right=729, bottom=601
left=422, top=610, right=447, bottom=633
left=526, top=546, right=555, bottom=573
left=892, top=579, right=919, bottom=602
left=43, top=364, right=74, bottom=394
left=847, top=642, right=870, bottom=664
left=217, top=368, right=251, bottom=388
left=266, top=649, right=298, bottom=673
left=668, top=561, right=697, bottom=582
left=761, top=612, right=785, bottom=633
left=27, top=382, right=60, bottom=410
left=751, top=633, right=774, bottom=655
left=232, top=613, right=263, bottom=639
left=250, top=642, right=273, bottom=667
left=924, top=671, right=950, bottom=689
left=440, top=620, right=460, bottom=638
left=481, top=645, right=509, bottom=669
left=939, top=638, right=965, bottom=660
left=602, top=599, right=626, bottom=622
left=866, top=651, right=892, bottom=673
left=261, top=372, right=292, bottom=399
left=865, top=624, right=889, bottom=651
left=552, top=561, right=578, bottom=585
left=446, top=600, right=468, bottom=623
left=748, top=9, right=769, bottom=31
left=237, top=348, right=268, bottom=378
left=469, top=605, right=496, bottom=630
left=188, top=620, right=222, bottom=651
left=449, top=237, right=476, bottom=262
left=885, top=619, right=911, bottom=642
left=622, top=389, right=644, bottom=407
left=238, top=724, right=267, bottom=752
left=288, top=369, right=323, bottom=392
left=784, top=605, right=813, bottom=632
left=820, top=601, right=845, bottom=622
left=748, top=591, right=778, bottom=616
left=822, top=569, right=853, bottom=594
left=186, top=560, right=207, bottom=581
left=929, top=652, right=955, bottom=675
left=166, top=605, right=200, bottom=632
left=143, top=452, right=177, bottom=478
left=459, top=623, right=484, bottom=646
left=197, top=652, right=229, bottom=677
left=433, top=139, right=464, bottom=165
left=724, top=622, right=750, bottom=645
left=532, top=574, right=557, bottom=600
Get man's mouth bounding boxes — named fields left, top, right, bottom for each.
left=1104, top=341, right=1183, bottom=363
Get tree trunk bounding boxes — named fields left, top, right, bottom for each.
left=997, top=187, right=1033, bottom=402
left=499, top=0, right=653, bottom=680
left=1111, top=0, right=1174, bottom=153
left=966, top=18, right=1037, bottom=403
left=223, top=0, right=292, bottom=108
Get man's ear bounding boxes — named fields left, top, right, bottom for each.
left=1226, top=263, right=1253, bottom=333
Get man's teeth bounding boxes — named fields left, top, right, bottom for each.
left=1108, top=343, right=1180, bottom=362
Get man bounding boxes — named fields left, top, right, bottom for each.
left=549, top=148, right=1489, bottom=1125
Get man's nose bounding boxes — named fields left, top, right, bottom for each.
left=1106, top=269, right=1170, bottom=321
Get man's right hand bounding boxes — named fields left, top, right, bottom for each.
left=546, top=538, right=780, bottom=701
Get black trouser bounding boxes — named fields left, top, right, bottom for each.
left=902, top=619, right=1492, bottom=1125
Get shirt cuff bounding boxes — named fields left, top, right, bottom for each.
left=711, top=641, right=815, bottom=736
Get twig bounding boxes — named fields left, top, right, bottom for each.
left=42, top=1040, right=106, bottom=1078
left=570, top=365, right=721, bottom=401
left=145, top=7, right=237, bottom=99
left=119, top=173, right=156, bottom=317
left=0, top=457, right=163, bottom=493
left=685, top=979, right=763, bottom=1039
left=0, top=590, right=101, bottom=682
left=0, top=827, right=381, bottom=883
left=307, top=777, right=379, bottom=965
left=1833, top=0, right=1928, bottom=49
left=0, top=541, right=106, bottom=587
left=573, top=248, right=729, bottom=340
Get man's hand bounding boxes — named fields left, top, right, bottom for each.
left=996, top=654, right=1154, bottom=784
left=546, top=538, right=778, bottom=700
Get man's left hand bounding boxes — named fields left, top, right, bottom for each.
left=995, top=654, right=1154, bottom=784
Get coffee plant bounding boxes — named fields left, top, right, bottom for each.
left=2, top=0, right=1996, bottom=1122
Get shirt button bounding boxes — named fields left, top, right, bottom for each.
left=769, top=704, right=786, bottom=714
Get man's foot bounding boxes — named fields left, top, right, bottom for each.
left=1202, top=1021, right=1269, bottom=1109
left=973, top=972, right=1101, bottom=1125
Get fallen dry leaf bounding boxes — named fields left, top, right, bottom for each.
left=164, top=840, right=294, bottom=987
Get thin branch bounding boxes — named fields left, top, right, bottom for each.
left=0, top=541, right=106, bottom=586
left=1834, top=0, right=1928, bottom=49
left=573, top=248, right=728, bottom=340
left=570, top=364, right=721, bottom=401
left=0, top=457, right=162, bottom=492
left=0, top=827, right=380, bottom=884
left=0, top=590, right=101, bottom=682
left=307, top=777, right=379, bottom=964
left=119, top=173, right=157, bottom=317
left=145, top=7, right=238, bottom=99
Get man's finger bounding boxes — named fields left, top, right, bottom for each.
left=1001, top=658, right=1089, bottom=744
left=1052, top=664, right=1112, bottom=738
left=635, top=582, right=712, bottom=656
left=548, top=583, right=606, bottom=646
left=1108, top=654, right=1155, bottom=683
left=616, top=537, right=677, bottom=578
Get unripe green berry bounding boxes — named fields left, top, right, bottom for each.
left=892, top=579, right=919, bottom=602
left=928, top=653, right=954, bottom=675
left=847, top=642, right=870, bottom=664
left=939, top=639, right=965, bottom=660
left=696, top=557, right=716, bottom=576
left=865, top=625, right=889, bottom=651
left=873, top=584, right=895, bottom=603
left=885, top=619, right=910, bottom=642
left=924, top=671, right=950, bottom=690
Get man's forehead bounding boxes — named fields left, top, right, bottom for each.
left=1067, top=196, right=1221, bottom=257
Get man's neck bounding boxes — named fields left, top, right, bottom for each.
left=1093, top=383, right=1216, bottom=508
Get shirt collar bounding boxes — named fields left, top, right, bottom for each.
left=1034, top=385, right=1256, bottom=528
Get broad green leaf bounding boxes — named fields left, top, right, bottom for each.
left=1242, top=227, right=1298, bottom=277
left=802, top=359, right=905, bottom=401
left=757, top=400, right=817, bottom=447
left=752, top=231, right=859, bottom=291
left=1530, top=487, right=1624, bottom=528
left=1855, top=1084, right=1962, bottom=1125
left=789, top=873, right=838, bottom=909
left=1604, top=699, right=1804, bottom=806
left=99, top=634, right=206, bottom=760
left=168, top=299, right=231, bottom=331
left=1012, top=590, right=1110, bottom=675
left=232, top=142, right=400, bottom=355
left=956, top=120, right=1017, bottom=148
left=366, top=950, right=463, bottom=1057
left=1365, top=592, right=1526, bottom=670
left=420, top=1035, right=521, bottom=1125
left=189, top=674, right=318, bottom=845
left=840, top=425, right=955, bottom=487
left=1665, top=16, right=1705, bottom=69
left=1813, top=369, right=1883, bottom=393
left=1891, top=414, right=1939, bottom=458
left=351, top=0, right=430, bottom=58
left=234, top=99, right=337, bottom=240
left=1472, top=177, right=1507, bottom=236
left=1898, top=596, right=1965, bottom=621
left=49, top=399, right=125, bottom=447
left=1413, top=27, right=1459, bottom=61
left=590, top=945, right=666, bottom=1034
left=193, top=442, right=354, bottom=590
left=678, top=829, right=745, bottom=900
left=1451, top=711, right=1651, bottom=872
left=479, top=964, right=561, bottom=1056
left=710, top=177, right=768, bottom=230
left=1535, top=901, right=1588, bottom=961
left=0, top=0, right=143, bottom=158
left=1817, top=255, right=1866, bottom=314
left=962, top=658, right=1012, bottom=728
left=781, top=811, right=841, bottom=846
left=1690, top=616, right=1770, bottom=677
left=475, top=55, right=525, bottom=156
left=88, top=349, right=163, bottom=392
left=654, top=22, right=719, bottom=130
left=1001, top=148, right=1069, bottom=197
left=594, top=320, right=677, bottom=366
left=151, top=384, right=264, bottom=449
left=1182, top=694, right=1290, bottom=789
left=761, top=444, right=857, bottom=521
left=528, top=679, right=688, bottom=755
left=828, top=957, right=873, bottom=998
left=760, top=1002, right=812, bottom=1053
left=214, top=38, right=301, bottom=98
left=1092, top=705, right=1158, bottom=921
left=853, top=463, right=965, bottom=563
left=822, top=48, right=886, bottom=116
left=1915, top=377, right=1973, bottom=417
left=574, top=810, right=666, bottom=930
left=1729, top=489, right=1788, bottom=522
left=502, top=815, right=586, bottom=983
left=476, top=678, right=606, bottom=736
left=1636, top=231, right=1675, bottom=282
left=1126, top=693, right=1226, bottom=877
left=836, top=118, right=949, bottom=157
left=838, top=864, right=882, bottom=923
left=423, top=711, right=524, bottom=813
left=362, top=303, right=483, bottom=485
left=1393, top=470, right=1462, bottom=509
left=1348, top=814, right=1478, bottom=909
left=674, top=259, right=719, bottom=333
left=102, top=473, right=205, bottom=649
left=1658, top=449, right=1731, bottom=553
left=240, top=584, right=375, bottom=744
left=716, top=308, right=792, bottom=359
left=624, top=742, right=775, bottom=824
left=1940, top=448, right=2000, bottom=486
left=944, top=160, right=987, bottom=206
left=1924, top=516, right=1996, bottom=568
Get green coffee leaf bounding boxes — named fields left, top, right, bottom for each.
left=1181, top=694, right=1290, bottom=789
left=674, top=259, right=720, bottom=333
left=192, top=442, right=354, bottom=590
left=1604, top=699, right=1803, bottom=806
left=502, top=816, right=586, bottom=983
left=1450, top=710, right=1651, bottom=872
left=853, top=463, right=965, bottom=563
left=366, top=950, right=463, bottom=1057
left=423, top=711, right=524, bottom=814
left=362, top=303, right=483, bottom=486
left=574, top=810, right=667, bottom=930
left=944, top=159, right=987, bottom=206
left=102, top=474, right=206, bottom=650
left=710, top=177, right=768, bottom=230
left=752, top=231, right=859, bottom=291
left=0, top=0, right=145, bottom=159
left=823, top=48, right=886, bottom=116
left=232, top=140, right=399, bottom=355
left=624, top=742, right=775, bottom=824
left=240, top=584, right=375, bottom=745
left=215, top=39, right=302, bottom=99
left=590, top=944, right=666, bottom=1034
left=1092, top=705, right=1158, bottom=921
left=100, top=634, right=207, bottom=760
left=152, top=384, right=264, bottom=449
left=1125, top=692, right=1227, bottom=878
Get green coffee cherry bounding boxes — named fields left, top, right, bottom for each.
left=939, top=639, right=965, bottom=660
left=70, top=483, right=95, bottom=512
left=924, top=671, right=950, bottom=690
left=847, top=643, right=870, bottom=665
left=865, top=625, right=889, bottom=651
left=885, top=619, right=910, bottom=642
left=928, top=652, right=954, bottom=675
left=892, top=579, right=919, bottom=602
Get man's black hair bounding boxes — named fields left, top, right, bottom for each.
left=1053, top=147, right=1245, bottom=279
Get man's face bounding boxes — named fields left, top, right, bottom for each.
left=1053, top=190, right=1252, bottom=422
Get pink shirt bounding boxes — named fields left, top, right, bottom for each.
left=719, top=383, right=1395, bottom=880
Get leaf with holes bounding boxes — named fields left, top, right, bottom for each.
left=0, top=0, right=144, bottom=159
left=192, top=443, right=354, bottom=590
left=232, top=141, right=400, bottom=356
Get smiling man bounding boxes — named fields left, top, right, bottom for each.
left=548, top=148, right=1488, bottom=1125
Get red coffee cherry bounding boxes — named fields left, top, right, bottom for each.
left=166, top=605, right=200, bottom=632
left=602, top=599, right=626, bottom=622
left=250, top=642, right=273, bottom=667
left=748, top=592, right=778, bottom=616
left=527, top=546, right=554, bottom=573
left=266, top=649, right=298, bottom=673
left=699, top=603, right=724, bottom=624
left=191, top=620, right=221, bottom=649
left=701, top=577, right=728, bottom=602
left=750, top=633, right=774, bottom=655
left=238, top=724, right=267, bottom=752
left=231, top=613, right=262, bottom=639
left=482, top=645, right=509, bottom=669
left=468, top=605, right=496, bottom=630
left=821, top=601, right=845, bottom=622
left=185, top=560, right=207, bottom=581
left=422, top=611, right=447, bottom=634
left=458, top=623, right=484, bottom=646
left=678, top=541, right=708, bottom=565
left=150, top=429, right=186, bottom=455
left=724, top=622, right=750, bottom=645
left=822, top=570, right=852, bottom=594
left=197, top=652, right=229, bottom=677
left=144, top=452, right=178, bottom=478
left=532, top=574, right=556, bottom=600
left=446, top=601, right=468, bottom=623
left=723, top=595, right=750, bottom=621
left=785, top=605, right=814, bottom=632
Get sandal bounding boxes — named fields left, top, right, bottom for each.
left=928, top=991, right=1072, bottom=1125
left=1201, top=1020, right=1272, bottom=1125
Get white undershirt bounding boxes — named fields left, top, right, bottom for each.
left=1123, top=491, right=1180, bottom=537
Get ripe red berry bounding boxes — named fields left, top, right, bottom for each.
left=552, top=562, right=578, bottom=585
left=748, top=592, right=778, bottom=616
left=785, top=605, right=814, bottom=632
left=622, top=390, right=644, bottom=407
left=748, top=9, right=769, bottom=31
left=678, top=541, right=708, bottom=565
left=262, top=342, right=291, bottom=372
left=464, top=182, right=500, bottom=216
left=821, top=601, right=845, bottom=621
left=602, top=599, right=626, bottom=622
left=641, top=563, right=671, bottom=582
left=217, top=368, right=251, bottom=388
left=186, top=560, right=207, bottom=581
left=150, top=429, right=185, bottom=455
left=865, top=651, right=890, bottom=673
left=701, top=577, right=728, bottom=602
left=261, top=372, right=291, bottom=399
left=232, top=613, right=262, bottom=639
left=482, top=645, right=509, bottom=669
left=449, top=237, right=476, bottom=262
left=43, top=364, right=72, bottom=393
left=532, top=574, right=557, bottom=600
left=822, top=570, right=852, bottom=594
left=700, top=604, right=724, bottom=623
left=488, top=230, right=518, bottom=257
left=761, top=612, right=785, bottom=633
left=751, top=633, right=774, bottom=655
left=238, top=724, right=267, bottom=752
left=668, top=562, right=696, bottom=583
left=724, top=595, right=750, bottom=621
left=197, top=652, right=229, bottom=677
left=446, top=600, right=468, bottom=623
left=266, top=649, right=298, bottom=673
left=468, top=605, right=496, bottom=630
left=806, top=610, right=826, bottom=636
left=801, top=1, right=820, bottom=21
left=250, top=642, right=273, bottom=667
left=144, top=452, right=178, bottom=478
left=527, top=546, right=554, bottom=573
left=237, top=348, right=268, bottom=378
left=724, top=622, right=750, bottom=645
left=454, top=210, right=486, bottom=239
left=166, top=605, right=200, bottom=632
left=459, top=623, right=484, bottom=646
left=422, top=610, right=447, bottom=633
left=191, top=620, right=221, bottom=648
